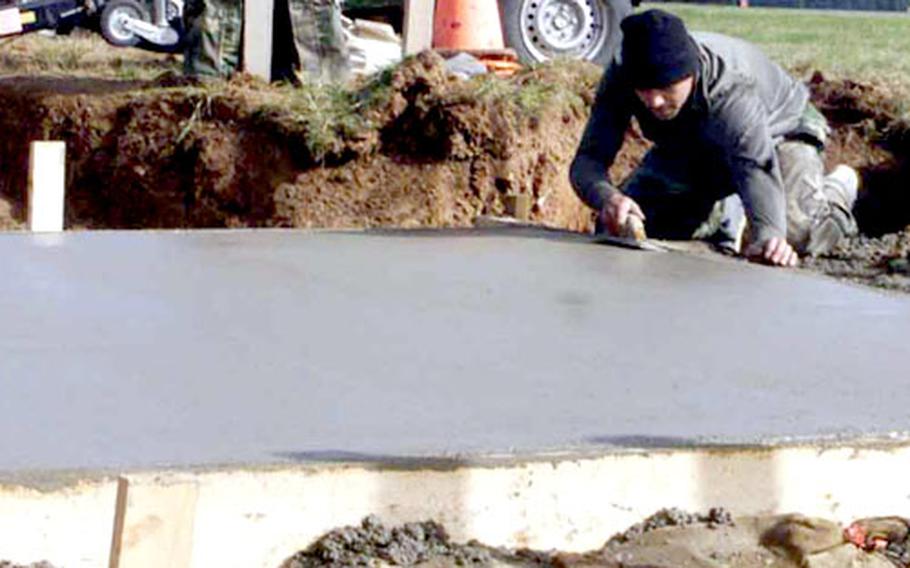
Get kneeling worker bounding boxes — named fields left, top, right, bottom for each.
left=570, top=9, right=858, bottom=267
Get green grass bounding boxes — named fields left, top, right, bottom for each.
left=658, top=3, right=910, bottom=84
left=0, top=31, right=179, bottom=79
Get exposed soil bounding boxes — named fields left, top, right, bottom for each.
left=804, top=72, right=910, bottom=292
left=1, top=38, right=910, bottom=291
left=0, top=51, right=607, bottom=233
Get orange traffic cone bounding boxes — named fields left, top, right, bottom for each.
left=433, top=0, right=504, bottom=50
left=432, top=0, right=521, bottom=76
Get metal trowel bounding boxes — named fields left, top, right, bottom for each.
left=592, top=215, right=667, bottom=252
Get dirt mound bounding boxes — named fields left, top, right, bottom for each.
left=606, top=507, right=735, bottom=545
left=803, top=228, right=910, bottom=292
left=281, top=515, right=503, bottom=567
left=806, top=73, right=910, bottom=290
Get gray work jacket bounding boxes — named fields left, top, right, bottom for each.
left=570, top=32, right=810, bottom=244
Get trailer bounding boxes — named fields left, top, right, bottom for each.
left=0, top=0, right=85, bottom=38
left=0, top=0, right=181, bottom=49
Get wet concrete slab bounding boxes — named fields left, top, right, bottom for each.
left=1, top=228, right=908, bottom=475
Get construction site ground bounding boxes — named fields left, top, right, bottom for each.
left=3, top=29, right=910, bottom=568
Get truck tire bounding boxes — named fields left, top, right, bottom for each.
left=498, top=0, right=633, bottom=66
left=100, top=0, right=151, bottom=47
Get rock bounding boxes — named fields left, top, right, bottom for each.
left=759, top=514, right=845, bottom=564
left=804, top=544, right=894, bottom=568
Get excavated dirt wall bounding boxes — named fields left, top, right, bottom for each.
left=0, top=53, right=630, bottom=233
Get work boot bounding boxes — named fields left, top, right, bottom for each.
left=825, top=164, right=859, bottom=208
left=805, top=165, right=860, bottom=256
left=692, top=194, right=746, bottom=254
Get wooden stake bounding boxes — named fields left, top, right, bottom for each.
left=243, top=0, right=275, bottom=81
left=504, top=194, right=531, bottom=221
left=108, top=477, right=129, bottom=568
left=27, top=141, right=66, bottom=232
left=403, top=0, right=435, bottom=55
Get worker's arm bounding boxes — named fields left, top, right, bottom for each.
left=569, top=63, right=635, bottom=216
left=711, top=85, right=797, bottom=267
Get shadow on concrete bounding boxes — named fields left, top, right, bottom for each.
left=360, top=225, right=589, bottom=243
left=276, top=450, right=477, bottom=472
left=587, top=435, right=701, bottom=448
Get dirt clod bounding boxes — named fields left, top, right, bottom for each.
left=282, top=515, right=497, bottom=567
left=607, top=507, right=735, bottom=545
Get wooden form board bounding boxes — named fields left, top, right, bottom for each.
left=243, top=0, right=275, bottom=81
left=27, top=141, right=65, bottom=232
left=108, top=477, right=199, bottom=568
left=403, top=0, right=435, bottom=54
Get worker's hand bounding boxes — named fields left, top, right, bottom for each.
left=745, top=237, right=799, bottom=267
left=600, top=193, right=646, bottom=236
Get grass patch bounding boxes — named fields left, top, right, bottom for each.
left=658, top=3, right=910, bottom=85
left=463, top=60, right=593, bottom=119
left=253, top=80, right=378, bottom=161
left=0, top=31, right=179, bottom=79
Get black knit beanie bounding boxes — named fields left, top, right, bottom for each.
left=621, top=10, right=699, bottom=88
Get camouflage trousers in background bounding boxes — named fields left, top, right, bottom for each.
left=274, top=0, right=349, bottom=83
left=183, top=0, right=242, bottom=78
left=182, top=0, right=349, bottom=82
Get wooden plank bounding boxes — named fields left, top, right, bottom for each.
left=108, top=477, right=129, bottom=568
left=402, top=0, right=435, bottom=55
left=243, top=0, right=275, bottom=81
left=27, top=141, right=65, bottom=232
left=108, top=477, right=199, bottom=568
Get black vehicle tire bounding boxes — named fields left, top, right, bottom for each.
left=100, top=0, right=151, bottom=47
left=498, top=0, right=633, bottom=66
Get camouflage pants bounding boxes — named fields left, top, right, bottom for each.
left=183, top=0, right=348, bottom=82
left=621, top=103, right=856, bottom=253
left=183, top=0, right=242, bottom=78
left=274, top=0, right=349, bottom=83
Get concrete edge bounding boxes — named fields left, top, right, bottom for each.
left=7, top=431, right=910, bottom=492
left=6, top=432, right=910, bottom=490
left=3, top=439, right=910, bottom=567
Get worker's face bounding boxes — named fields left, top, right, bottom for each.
left=634, top=76, right=695, bottom=121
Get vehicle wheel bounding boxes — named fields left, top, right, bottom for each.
left=166, top=0, right=182, bottom=23
left=100, top=0, right=151, bottom=47
left=499, top=0, right=632, bottom=66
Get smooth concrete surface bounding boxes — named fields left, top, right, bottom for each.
left=2, top=228, right=910, bottom=475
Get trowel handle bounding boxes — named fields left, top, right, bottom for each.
left=622, top=214, right=647, bottom=242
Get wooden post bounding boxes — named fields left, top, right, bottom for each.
left=27, top=141, right=65, bottom=232
left=243, top=0, right=275, bottom=81
left=402, top=0, right=436, bottom=55
left=504, top=194, right=531, bottom=221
